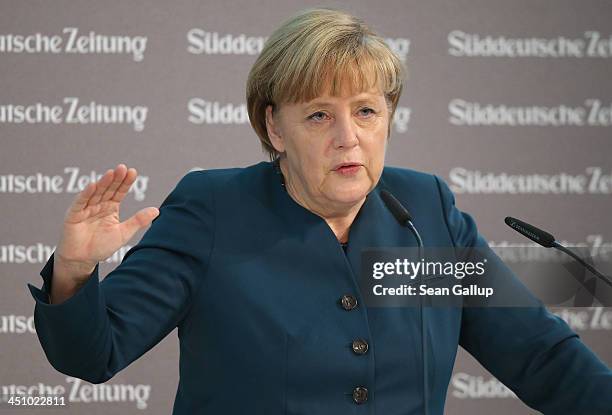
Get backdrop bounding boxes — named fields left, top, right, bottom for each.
left=1, top=1, right=611, bottom=413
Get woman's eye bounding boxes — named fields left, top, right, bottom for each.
left=358, top=107, right=375, bottom=117
left=308, top=111, right=328, bottom=121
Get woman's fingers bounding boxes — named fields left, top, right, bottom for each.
left=85, top=168, right=115, bottom=209
left=66, top=163, right=138, bottom=219
left=111, top=167, right=138, bottom=203
left=68, top=181, right=97, bottom=215
left=100, top=164, right=128, bottom=203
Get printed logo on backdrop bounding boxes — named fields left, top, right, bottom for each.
left=451, top=373, right=517, bottom=399
left=0, top=98, right=148, bottom=131
left=1, top=378, right=150, bottom=409
left=448, top=99, right=612, bottom=126
left=0, top=167, right=148, bottom=200
left=384, top=37, right=410, bottom=62
left=489, top=235, right=612, bottom=260
left=448, top=167, right=612, bottom=194
left=187, top=29, right=267, bottom=55
left=0, top=243, right=134, bottom=265
left=448, top=31, right=612, bottom=58
left=187, top=28, right=411, bottom=62
left=0, top=28, right=147, bottom=61
left=187, top=98, right=411, bottom=133
left=188, top=99, right=249, bottom=125
left=552, top=307, right=612, bottom=331
left=0, top=315, right=35, bottom=334
left=393, top=107, right=411, bottom=133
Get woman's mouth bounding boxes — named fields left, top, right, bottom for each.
left=333, top=163, right=362, bottom=176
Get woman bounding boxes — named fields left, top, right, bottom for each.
left=28, top=8, right=612, bottom=415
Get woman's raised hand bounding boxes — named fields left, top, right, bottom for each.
left=51, top=164, right=159, bottom=303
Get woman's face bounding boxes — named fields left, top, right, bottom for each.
left=265, top=84, right=390, bottom=217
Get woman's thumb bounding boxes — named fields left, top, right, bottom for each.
left=121, top=207, right=160, bottom=242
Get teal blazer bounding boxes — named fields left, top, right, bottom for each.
left=28, top=160, right=612, bottom=414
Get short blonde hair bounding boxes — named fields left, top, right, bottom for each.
left=246, top=7, right=406, bottom=160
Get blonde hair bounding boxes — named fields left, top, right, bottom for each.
left=246, top=7, right=406, bottom=160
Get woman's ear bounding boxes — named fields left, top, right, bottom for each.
left=265, top=105, right=286, bottom=153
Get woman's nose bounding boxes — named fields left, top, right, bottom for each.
left=332, top=113, right=359, bottom=149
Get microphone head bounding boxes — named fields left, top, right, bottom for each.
left=504, top=216, right=556, bottom=248
left=380, top=189, right=413, bottom=226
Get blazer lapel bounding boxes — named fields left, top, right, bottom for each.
left=345, top=176, right=420, bottom=281
left=264, top=161, right=420, bottom=286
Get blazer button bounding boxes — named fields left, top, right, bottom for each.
left=352, top=386, right=368, bottom=404
left=352, top=339, right=369, bottom=355
left=340, top=294, right=358, bottom=311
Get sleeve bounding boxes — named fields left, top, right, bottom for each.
left=26, top=170, right=215, bottom=384
left=434, top=175, right=612, bottom=415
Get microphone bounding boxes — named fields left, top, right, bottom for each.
left=380, top=190, right=423, bottom=252
left=380, top=189, right=429, bottom=415
left=504, top=216, right=555, bottom=248
left=505, top=216, right=612, bottom=289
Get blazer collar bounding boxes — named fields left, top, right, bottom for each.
left=265, top=160, right=418, bottom=279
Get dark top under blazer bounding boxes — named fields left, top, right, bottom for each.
left=28, top=161, right=612, bottom=414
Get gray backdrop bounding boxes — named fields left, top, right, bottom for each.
left=1, top=0, right=611, bottom=414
